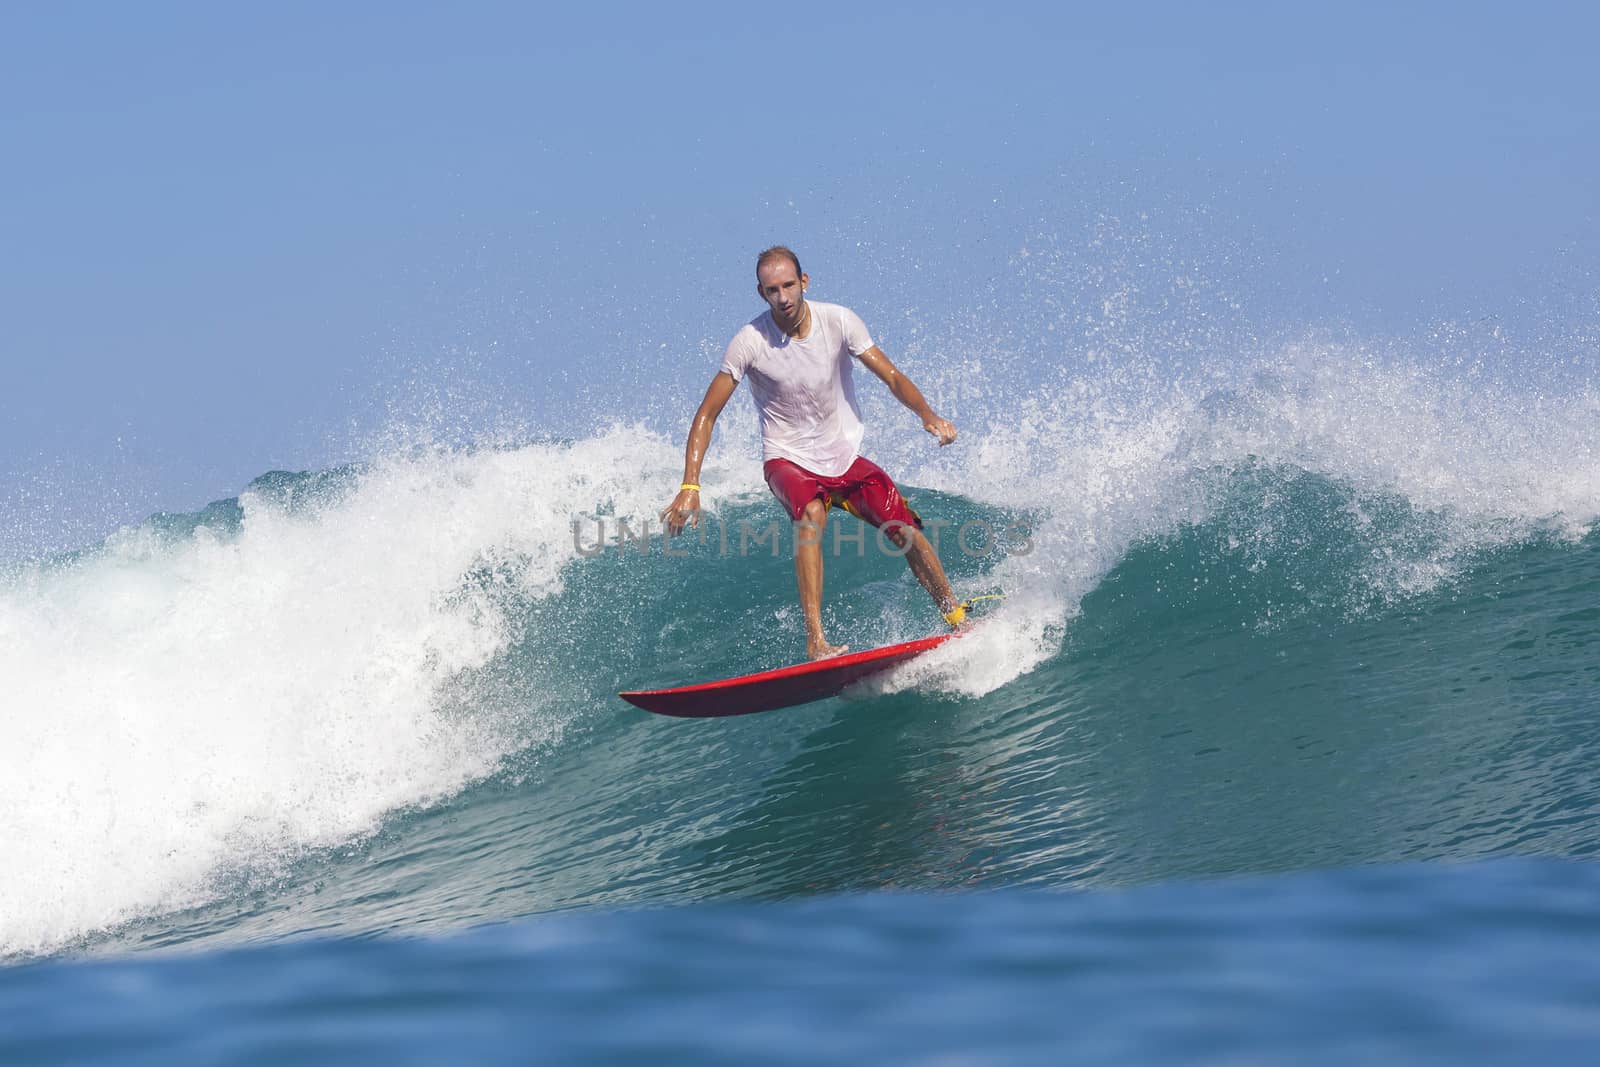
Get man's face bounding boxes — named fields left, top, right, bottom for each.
left=757, top=260, right=808, bottom=330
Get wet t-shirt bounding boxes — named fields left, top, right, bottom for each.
left=719, top=301, right=876, bottom=478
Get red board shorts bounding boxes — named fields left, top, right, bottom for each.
left=764, top=455, right=923, bottom=533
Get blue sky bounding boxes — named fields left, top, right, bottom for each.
left=3, top=2, right=1596, bottom=552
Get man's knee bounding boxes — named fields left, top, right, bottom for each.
left=882, top=521, right=916, bottom=549
left=795, top=498, right=828, bottom=547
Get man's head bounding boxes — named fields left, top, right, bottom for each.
left=756, top=245, right=808, bottom=333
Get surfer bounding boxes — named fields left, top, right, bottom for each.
left=661, top=246, right=965, bottom=660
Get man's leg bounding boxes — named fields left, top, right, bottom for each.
left=796, top=498, right=848, bottom=659
left=884, top=523, right=964, bottom=624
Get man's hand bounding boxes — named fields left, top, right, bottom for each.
left=924, top=416, right=958, bottom=446
left=660, top=488, right=701, bottom=536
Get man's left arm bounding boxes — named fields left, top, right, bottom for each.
left=857, top=346, right=957, bottom=446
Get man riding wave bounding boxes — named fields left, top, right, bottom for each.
left=661, top=246, right=967, bottom=660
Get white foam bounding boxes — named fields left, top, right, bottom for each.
left=0, top=425, right=707, bottom=957
left=887, top=343, right=1600, bottom=697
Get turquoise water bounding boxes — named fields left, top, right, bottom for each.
left=3, top=354, right=1600, bottom=1060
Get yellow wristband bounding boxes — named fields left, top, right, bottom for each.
left=680, top=483, right=700, bottom=492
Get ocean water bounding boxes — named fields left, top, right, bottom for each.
left=3, top=348, right=1600, bottom=1062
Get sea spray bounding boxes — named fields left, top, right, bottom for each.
left=0, top=428, right=694, bottom=956
left=4, top=345, right=1598, bottom=956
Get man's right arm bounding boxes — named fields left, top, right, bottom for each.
left=660, top=371, right=738, bottom=535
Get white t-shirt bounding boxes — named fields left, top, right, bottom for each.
left=719, top=301, right=876, bottom=478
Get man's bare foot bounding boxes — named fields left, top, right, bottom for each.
left=807, top=640, right=849, bottom=660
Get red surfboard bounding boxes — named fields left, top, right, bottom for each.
left=619, top=632, right=958, bottom=718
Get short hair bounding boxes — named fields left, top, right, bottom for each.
left=756, top=245, right=803, bottom=281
